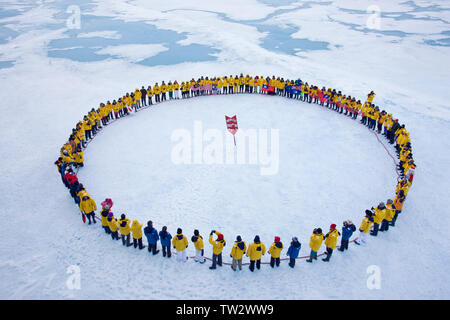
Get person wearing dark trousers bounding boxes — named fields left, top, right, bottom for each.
left=209, top=230, right=226, bottom=270
left=107, top=213, right=120, bottom=240
left=159, top=226, right=172, bottom=258
left=268, top=236, right=283, bottom=268
left=79, top=195, right=97, bottom=225
left=286, top=237, right=301, bottom=268
left=144, top=220, right=160, bottom=255
left=371, top=202, right=386, bottom=236
left=118, top=214, right=132, bottom=247
left=390, top=120, right=401, bottom=144
left=338, top=220, right=356, bottom=251
left=100, top=206, right=111, bottom=234
left=140, top=86, right=147, bottom=106
left=131, top=219, right=145, bottom=250
left=391, top=190, right=406, bottom=226
left=322, top=224, right=340, bottom=262
left=246, top=235, right=266, bottom=272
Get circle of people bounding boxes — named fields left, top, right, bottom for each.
left=55, top=73, right=416, bottom=272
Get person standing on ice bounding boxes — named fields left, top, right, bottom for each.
left=354, top=210, right=374, bottom=245
left=118, top=214, right=132, bottom=247
left=191, top=230, right=205, bottom=264
left=140, top=86, right=147, bottom=107
left=338, top=220, right=356, bottom=252
left=79, top=195, right=97, bottom=225
left=371, top=202, right=386, bottom=236
left=286, top=237, right=301, bottom=268
left=101, top=198, right=113, bottom=210
left=209, top=230, right=226, bottom=270
left=172, top=228, right=189, bottom=262
left=107, top=212, right=120, bottom=241
left=144, top=221, right=160, bottom=255
left=159, top=226, right=172, bottom=258
left=380, top=199, right=395, bottom=232
left=131, top=219, right=144, bottom=250
left=268, top=236, right=283, bottom=268
left=306, top=228, right=324, bottom=263
left=230, top=236, right=246, bottom=271
left=391, top=190, right=406, bottom=227
left=322, top=224, right=340, bottom=262
left=99, top=204, right=111, bottom=234
left=246, top=235, right=266, bottom=272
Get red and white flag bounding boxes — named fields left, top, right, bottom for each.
left=225, top=115, right=238, bottom=145
left=225, top=115, right=238, bottom=135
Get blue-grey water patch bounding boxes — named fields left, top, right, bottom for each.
left=0, top=8, right=21, bottom=19
left=47, top=14, right=219, bottom=65
left=0, top=60, right=14, bottom=69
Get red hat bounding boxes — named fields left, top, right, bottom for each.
left=217, top=233, right=224, bottom=241
left=330, top=224, right=336, bottom=229
left=274, top=236, right=280, bottom=242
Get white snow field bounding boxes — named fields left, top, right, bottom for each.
left=0, top=0, right=449, bottom=300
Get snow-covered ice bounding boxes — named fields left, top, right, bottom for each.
left=0, top=0, right=449, bottom=300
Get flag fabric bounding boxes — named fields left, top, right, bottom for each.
left=261, top=84, right=275, bottom=93
left=201, top=84, right=212, bottom=91
left=190, top=84, right=201, bottom=91
left=212, top=84, right=217, bottom=91
left=318, top=92, right=329, bottom=103
left=225, top=115, right=238, bottom=135
left=286, top=85, right=302, bottom=95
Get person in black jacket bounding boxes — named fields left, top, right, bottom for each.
left=389, top=119, right=401, bottom=144
left=140, top=86, right=147, bottom=106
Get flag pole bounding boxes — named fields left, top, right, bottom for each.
left=233, top=135, right=236, bottom=146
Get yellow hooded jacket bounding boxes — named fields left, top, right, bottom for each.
left=118, top=218, right=131, bottom=236
left=209, top=232, right=226, bottom=255
left=230, top=241, right=247, bottom=260
left=309, top=233, right=324, bottom=252
left=172, top=233, right=188, bottom=251
left=131, top=220, right=143, bottom=239
left=268, top=242, right=284, bottom=258
left=324, top=229, right=340, bottom=250
left=246, top=240, right=266, bottom=261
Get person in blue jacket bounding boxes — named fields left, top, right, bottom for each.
left=144, top=220, right=160, bottom=255
left=286, top=237, right=301, bottom=268
left=159, top=226, right=172, bottom=258
left=338, top=220, right=356, bottom=252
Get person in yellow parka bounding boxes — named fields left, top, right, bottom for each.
left=268, top=236, right=283, bottom=268
left=118, top=214, right=132, bottom=247
left=99, top=203, right=111, bottom=234
left=322, top=224, right=341, bottom=262
left=246, top=235, right=266, bottom=272
left=380, top=199, right=396, bottom=232
left=107, top=212, right=120, bottom=241
left=131, top=219, right=144, bottom=249
left=209, top=230, right=226, bottom=269
left=354, top=210, right=374, bottom=245
left=79, top=195, right=97, bottom=225
left=172, top=228, right=189, bottom=262
left=306, top=228, right=324, bottom=262
left=371, top=202, right=386, bottom=236
left=230, top=235, right=246, bottom=271
left=191, top=229, right=205, bottom=264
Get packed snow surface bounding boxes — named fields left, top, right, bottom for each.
left=0, top=0, right=449, bottom=299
